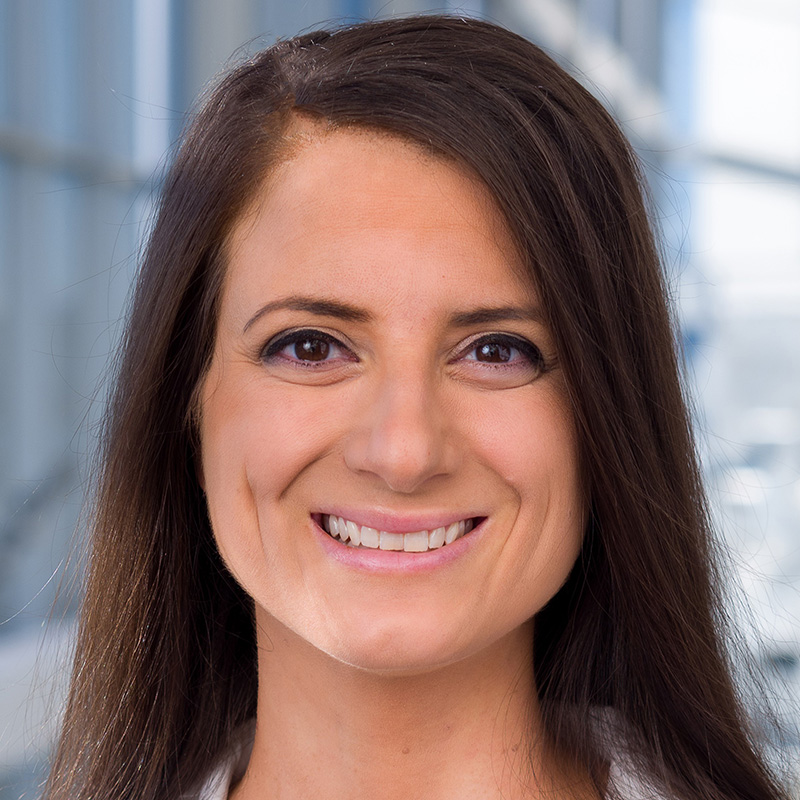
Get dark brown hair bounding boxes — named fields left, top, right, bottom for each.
left=44, top=15, right=787, bottom=800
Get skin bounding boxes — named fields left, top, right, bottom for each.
left=199, top=127, right=592, bottom=799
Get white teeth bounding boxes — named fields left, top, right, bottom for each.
left=359, top=526, right=380, bottom=549
left=444, top=521, right=460, bottom=544
left=345, top=519, right=360, bottom=545
left=347, top=518, right=362, bottom=546
left=379, top=531, right=404, bottom=551
left=322, top=515, right=478, bottom=552
left=429, top=526, right=446, bottom=548
left=404, top=530, right=429, bottom=552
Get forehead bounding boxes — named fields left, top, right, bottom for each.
left=222, top=127, right=534, bottom=318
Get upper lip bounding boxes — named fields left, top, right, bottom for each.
left=316, top=509, right=485, bottom=535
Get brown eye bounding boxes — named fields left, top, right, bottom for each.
left=475, top=342, right=512, bottom=363
left=261, top=329, right=355, bottom=369
left=455, top=334, right=547, bottom=387
left=294, top=337, right=330, bottom=361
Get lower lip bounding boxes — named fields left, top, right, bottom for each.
left=311, top=516, right=486, bottom=574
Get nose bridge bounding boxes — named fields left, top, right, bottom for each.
left=344, top=359, right=457, bottom=493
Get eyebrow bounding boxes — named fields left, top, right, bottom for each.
left=243, top=297, right=372, bottom=332
left=449, top=306, right=545, bottom=327
left=243, top=296, right=544, bottom=333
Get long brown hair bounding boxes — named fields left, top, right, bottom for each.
left=44, top=15, right=788, bottom=800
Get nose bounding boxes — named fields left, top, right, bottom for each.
left=343, top=369, right=460, bottom=494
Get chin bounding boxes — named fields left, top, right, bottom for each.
left=333, top=643, right=469, bottom=677
left=317, top=615, right=497, bottom=677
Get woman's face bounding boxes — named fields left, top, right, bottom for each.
left=199, top=129, right=586, bottom=675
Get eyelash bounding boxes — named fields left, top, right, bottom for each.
left=260, top=329, right=546, bottom=377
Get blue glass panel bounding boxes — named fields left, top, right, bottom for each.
left=42, top=0, right=79, bottom=142
left=0, top=2, right=9, bottom=120
left=339, top=0, right=366, bottom=23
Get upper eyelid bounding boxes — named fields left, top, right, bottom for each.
left=457, top=331, right=536, bottom=345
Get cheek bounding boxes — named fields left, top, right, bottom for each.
left=467, top=385, right=581, bottom=498
left=201, top=372, right=331, bottom=494
left=513, top=395, right=585, bottom=556
left=467, top=386, right=585, bottom=604
left=198, top=369, right=345, bottom=576
left=198, top=379, right=262, bottom=584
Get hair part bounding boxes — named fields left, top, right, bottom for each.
left=45, top=15, right=789, bottom=800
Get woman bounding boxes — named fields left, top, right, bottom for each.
left=44, top=15, right=788, bottom=800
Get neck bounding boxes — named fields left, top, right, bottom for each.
left=231, top=614, right=595, bottom=800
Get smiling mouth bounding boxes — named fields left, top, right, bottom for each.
left=320, top=515, right=482, bottom=553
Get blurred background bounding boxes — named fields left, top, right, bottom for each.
left=1, top=0, right=798, bottom=796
